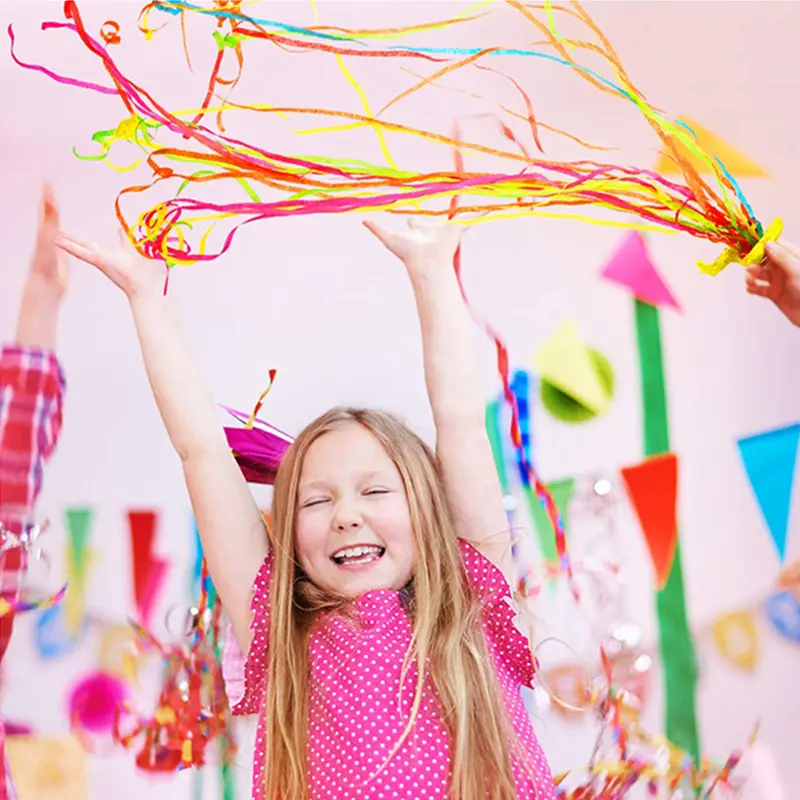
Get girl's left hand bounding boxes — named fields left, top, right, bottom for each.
left=363, top=216, right=464, bottom=271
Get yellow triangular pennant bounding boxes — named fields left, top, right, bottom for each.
left=657, top=117, right=769, bottom=178
left=63, top=549, right=94, bottom=635
left=532, top=320, right=609, bottom=413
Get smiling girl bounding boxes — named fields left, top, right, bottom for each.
left=57, top=217, right=557, bottom=800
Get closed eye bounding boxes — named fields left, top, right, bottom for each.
left=301, top=497, right=329, bottom=508
left=364, top=488, right=390, bottom=496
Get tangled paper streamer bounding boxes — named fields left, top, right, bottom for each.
left=549, top=649, right=745, bottom=798
left=0, top=518, right=50, bottom=560
left=9, top=1, right=778, bottom=272
left=8, top=0, right=782, bottom=592
left=524, top=476, right=745, bottom=798
left=0, top=518, right=67, bottom=616
left=2, top=584, right=68, bottom=617
left=113, top=560, right=233, bottom=772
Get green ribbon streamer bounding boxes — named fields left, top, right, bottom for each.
left=192, top=769, right=203, bottom=800
left=212, top=30, right=243, bottom=50
left=634, top=299, right=700, bottom=764
left=485, top=399, right=511, bottom=495
left=189, top=523, right=234, bottom=800
left=528, top=477, right=574, bottom=564
left=486, top=398, right=575, bottom=566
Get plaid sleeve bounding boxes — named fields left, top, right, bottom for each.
left=0, top=345, right=66, bottom=667
left=0, top=346, right=65, bottom=509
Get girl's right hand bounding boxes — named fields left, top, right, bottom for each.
left=55, top=230, right=166, bottom=300
left=745, top=240, right=800, bottom=328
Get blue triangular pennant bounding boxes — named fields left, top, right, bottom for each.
left=737, top=423, right=800, bottom=562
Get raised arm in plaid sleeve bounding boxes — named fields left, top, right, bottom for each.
left=0, top=345, right=65, bottom=663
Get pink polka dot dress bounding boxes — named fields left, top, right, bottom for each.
left=222, top=540, right=557, bottom=799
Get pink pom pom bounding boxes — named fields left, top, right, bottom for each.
left=68, top=670, right=129, bottom=734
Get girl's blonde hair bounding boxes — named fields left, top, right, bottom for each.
left=264, top=407, right=521, bottom=800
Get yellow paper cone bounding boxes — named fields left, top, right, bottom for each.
left=656, top=118, right=769, bottom=178
left=532, top=320, right=610, bottom=414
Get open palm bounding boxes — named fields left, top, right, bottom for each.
left=56, top=230, right=166, bottom=299
left=363, top=217, right=463, bottom=269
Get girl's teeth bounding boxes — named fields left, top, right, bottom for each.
left=333, top=545, right=384, bottom=563
left=347, top=553, right=379, bottom=565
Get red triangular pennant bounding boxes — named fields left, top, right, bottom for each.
left=127, top=510, right=157, bottom=621
left=620, top=453, right=679, bottom=589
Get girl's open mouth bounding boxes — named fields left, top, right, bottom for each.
left=331, top=545, right=385, bottom=567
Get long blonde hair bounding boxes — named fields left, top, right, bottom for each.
left=264, top=407, right=521, bottom=800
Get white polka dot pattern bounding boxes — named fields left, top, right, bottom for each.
left=222, top=541, right=557, bottom=799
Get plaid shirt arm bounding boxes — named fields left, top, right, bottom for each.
left=0, top=345, right=65, bottom=800
left=0, top=345, right=65, bottom=651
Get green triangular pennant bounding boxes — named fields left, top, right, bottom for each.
left=65, top=508, right=93, bottom=575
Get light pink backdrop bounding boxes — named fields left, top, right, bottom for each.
left=1, top=1, right=799, bottom=797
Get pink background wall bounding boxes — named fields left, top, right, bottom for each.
left=1, top=1, right=798, bottom=797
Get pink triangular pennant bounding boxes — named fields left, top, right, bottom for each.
left=599, top=232, right=681, bottom=311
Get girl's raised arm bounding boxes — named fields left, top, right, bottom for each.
left=57, top=232, right=266, bottom=650
left=363, top=218, right=512, bottom=578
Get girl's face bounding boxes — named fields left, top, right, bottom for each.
left=295, top=424, right=416, bottom=598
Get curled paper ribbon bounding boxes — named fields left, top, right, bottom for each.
left=113, top=561, right=233, bottom=772
left=0, top=518, right=66, bottom=617
left=10, top=1, right=771, bottom=270
left=548, top=648, right=745, bottom=797
left=3, top=584, right=67, bottom=618
left=100, top=20, right=121, bottom=46
left=698, top=217, right=784, bottom=276
left=515, top=557, right=620, bottom=601
left=0, top=518, right=51, bottom=562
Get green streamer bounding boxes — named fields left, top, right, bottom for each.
left=189, top=522, right=234, bottom=800
left=528, top=478, right=574, bottom=564
left=192, top=770, right=203, bottom=800
left=485, top=399, right=511, bottom=495
left=634, top=299, right=700, bottom=764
